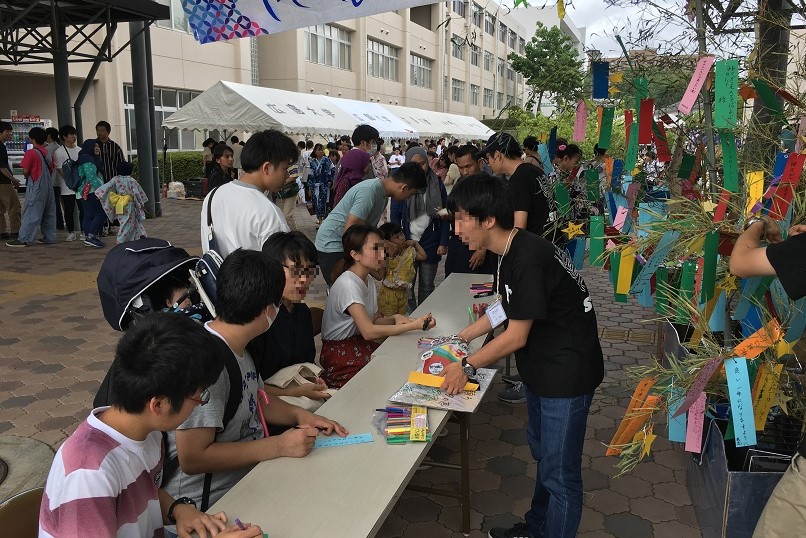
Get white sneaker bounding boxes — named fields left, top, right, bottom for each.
left=65, top=232, right=76, bottom=242
left=79, top=233, right=86, bottom=241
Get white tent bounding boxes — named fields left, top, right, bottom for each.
left=162, top=81, right=360, bottom=137
left=324, top=96, right=418, bottom=140
left=381, top=104, right=495, bottom=141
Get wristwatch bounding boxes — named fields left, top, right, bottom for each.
left=461, top=357, right=477, bottom=377
left=744, top=216, right=765, bottom=231
left=167, top=497, right=197, bottom=524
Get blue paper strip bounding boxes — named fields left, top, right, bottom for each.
left=548, top=126, right=558, bottom=161
left=637, top=284, right=654, bottom=307
left=621, top=174, right=633, bottom=196
left=629, top=230, right=681, bottom=295
left=667, top=386, right=688, bottom=443
left=538, top=143, right=554, bottom=174
left=592, top=61, right=610, bottom=99
left=773, top=152, right=788, bottom=179
left=770, top=279, right=790, bottom=319
left=570, top=237, right=586, bottom=269
left=611, top=159, right=624, bottom=191
left=709, top=290, right=726, bottom=333
left=638, top=202, right=664, bottom=238
left=607, top=192, right=617, bottom=225
left=785, top=297, right=806, bottom=343
left=724, top=358, right=757, bottom=447
left=733, top=277, right=764, bottom=321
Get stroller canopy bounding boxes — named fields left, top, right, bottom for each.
left=98, top=238, right=199, bottom=331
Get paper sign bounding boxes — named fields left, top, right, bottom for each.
left=629, top=230, right=680, bottom=295
left=685, top=392, right=707, bottom=453
left=589, top=216, right=605, bottom=267
left=655, top=267, right=669, bottom=315
left=673, top=356, right=725, bottom=417
left=626, top=182, right=640, bottom=211
left=573, top=100, right=587, bottom=142
left=613, top=206, right=629, bottom=231
left=752, top=362, right=784, bottom=431
left=724, top=358, right=757, bottom=447
left=634, top=77, right=648, bottom=113
left=679, top=56, right=716, bottom=115
left=592, top=61, right=610, bottom=99
left=637, top=202, right=662, bottom=238
left=638, top=98, right=654, bottom=144
left=599, top=107, right=615, bottom=150
left=616, top=246, right=637, bottom=294
left=586, top=168, right=600, bottom=202
left=721, top=133, right=739, bottom=193
left=773, top=152, right=789, bottom=179
left=746, top=171, right=765, bottom=215
left=653, top=121, right=672, bottom=162
left=611, top=160, right=624, bottom=191
left=732, top=319, right=782, bottom=359
left=733, top=277, right=767, bottom=320
left=668, top=387, right=688, bottom=443
left=597, top=105, right=603, bottom=136
left=714, top=189, right=730, bottom=222
left=677, top=260, right=697, bottom=323
left=714, top=60, right=739, bottom=129
left=486, top=300, right=507, bottom=328
left=554, top=182, right=569, bottom=216
left=637, top=285, right=654, bottom=307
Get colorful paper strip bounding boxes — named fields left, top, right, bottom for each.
left=721, top=133, right=739, bottom=193
left=592, top=61, right=610, bottom=99
left=714, top=59, right=739, bottom=129
left=598, top=107, right=615, bottom=150
left=638, top=98, right=654, bottom=144
left=668, top=387, right=688, bottom=443
left=679, top=56, right=716, bottom=115
left=724, top=358, right=757, bottom=447
left=685, top=392, right=707, bottom=453
left=589, top=216, right=605, bottom=267
left=573, top=100, right=587, bottom=142
left=673, top=355, right=725, bottom=417
left=629, top=230, right=680, bottom=295
left=751, top=362, right=784, bottom=431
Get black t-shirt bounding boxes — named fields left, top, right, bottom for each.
left=0, top=143, right=10, bottom=184
left=508, top=163, right=549, bottom=237
left=247, top=302, right=315, bottom=381
left=767, top=233, right=806, bottom=301
left=497, top=230, right=604, bottom=397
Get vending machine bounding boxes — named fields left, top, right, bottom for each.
left=3, top=114, right=52, bottom=185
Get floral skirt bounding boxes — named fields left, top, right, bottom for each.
left=320, top=335, right=380, bottom=388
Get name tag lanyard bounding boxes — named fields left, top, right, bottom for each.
left=488, top=227, right=517, bottom=328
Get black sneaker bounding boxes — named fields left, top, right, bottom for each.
left=489, top=522, right=532, bottom=538
left=502, top=373, right=522, bottom=385
left=498, top=382, right=527, bottom=404
left=5, top=239, right=28, bottom=247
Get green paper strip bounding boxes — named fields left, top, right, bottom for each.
left=598, top=107, right=615, bottom=150
left=700, top=231, right=719, bottom=303
left=677, top=260, right=697, bottom=323
left=589, top=216, right=605, bottom=267
left=610, top=250, right=628, bottom=302
left=714, top=60, right=739, bottom=129
left=586, top=168, right=600, bottom=202
left=678, top=154, right=695, bottom=179
left=725, top=417, right=735, bottom=441
left=634, top=77, right=648, bottom=113
left=656, top=267, right=668, bottom=315
left=721, top=132, right=739, bottom=193
left=752, top=78, right=784, bottom=118
left=554, top=182, right=570, bottom=216
left=624, top=127, right=639, bottom=173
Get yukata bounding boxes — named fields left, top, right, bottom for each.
left=308, top=156, right=334, bottom=220
left=378, top=246, right=416, bottom=316
left=95, top=175, right=148, bottom=243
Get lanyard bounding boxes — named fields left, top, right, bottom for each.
left=495, top=228, right=517, bottom=301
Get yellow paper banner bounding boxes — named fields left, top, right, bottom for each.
left=616, top=246, right=637, bottom=294
left=751, top=363, right=784, bottom=430
left=746, top=170, right=764, bottom=215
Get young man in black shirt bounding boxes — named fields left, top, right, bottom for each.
left=442, top=174, right=604, bottom=538
left=729, top=215, right=806, bottom=536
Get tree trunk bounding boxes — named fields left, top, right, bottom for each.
left=536, top=91, right=544, bottom=115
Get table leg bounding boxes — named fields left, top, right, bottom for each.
left=459, top=412, right=470, bottom=535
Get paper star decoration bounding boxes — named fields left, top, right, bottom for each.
left=702, top=200, right=717, bottom=213
left=773, top=392, right=792, bottom=414
left=641, top=426, right=657, bottom=460
left=717, top=275, right=738, bottom=293
left=514, top=0, right=529, bottom=6
left=562, top=221, right=586, bottom=239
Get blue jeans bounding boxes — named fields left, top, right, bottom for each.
left=17, top=174, right=57, bottom=243
left=82, top=193, right=106, bottom=236
left=525, top=388, right=593, bottom=538
left=407, top=260, right=438, bottom=313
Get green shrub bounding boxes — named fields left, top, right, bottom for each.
left=133, top=151, right=204, bottom=185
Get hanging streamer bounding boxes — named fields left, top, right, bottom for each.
left=592, top=62, right=610, bottom=99
left=573, top=100, right=587, bottom=142
left=638, top=99, right=654, bottom=145
left=721, top=133, right=739, bottom=193
left=685, top=392, right=707, bottom=453
left=724, top=358, right=757, bottom=447
left=652, top=121, right=672, bottom=162
left=598, top=107, right=615, bottom=150
left=679, top=56, right=716, bottom=115
left=700, top=231, right=719, bottom=303
left=714, top=59, right=739, bottom=129
left=589, top=216, right=605, bottom=267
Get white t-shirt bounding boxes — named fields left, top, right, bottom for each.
left=231, top=144, right=242, bottom=169
left=52, top=144, right=80, bottom=194
left=388, top=154, right=405, bottom=169
left=200, top=180, right=290, bottom=257
left=322, top=270, right=379, bottom=341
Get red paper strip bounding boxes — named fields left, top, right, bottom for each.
left=638, top=99, right=654, bottom=144
left=625, top=109, right=633, bottom=146
left=654, top=121, right=671, bottom=162
left=713, top=190, right=730, bottom=223
left=770, top=154, right=806, bottom=220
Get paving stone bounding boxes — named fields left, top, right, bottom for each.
left=471, top=490, right=517, bottom=516
left=480, top=513, right=523, bottom=534
left=0, top=421, right=12, bottom=434
left=472, top=423, right=503, bottom=441
left=499, top=428, right=527, bottom=446
left=582, top=468, right=611, bottom=491
left=603, top=512, right=654, bottom=537
left=652, top=520, right=702, bottom=538
left=675, top=504, right=699, bottom=529
left=653, top=481, right=692, bottom=507
left=0, top=395, right=36, bottom=409
left=390, top=495, right=443, bottom=523
left=578, top=505, right=605, bottom=534
left=609, top=474, right=653, bottom=499
left=585, top=490, right=630, bottom=515
left=631, top=461, right=676, bottom=484
left=400, top=520, right=452, bottom=537
left=485, top=455, right=527, bottom=478
left=497, top=475, right=535, bottom=499
left=0, top=380, right=23, bottom=392
left=437, top=505, right=484, bottom=531
left=35, top=415, right=80, bottom=432
left=376, top=512, right=408, bottom=538
left=31, top=363, right=65, bottom=374
left=629, top=496, right=678, bottom=523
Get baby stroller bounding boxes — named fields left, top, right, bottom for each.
left=97, top=237, right=216, bottom=331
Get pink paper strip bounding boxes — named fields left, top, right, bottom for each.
left=573, top=100, right=587, bottom=142
left=797, top=116, right=806, bottom=153
left=606, top=239, right=617, bottom=250
left=685, top=392, right=707, bottom=453
left=673, top=355, right=724, bottom=417
left=613, top=206, right=629, bottom=231
left=678, top=56, right=716, bottom=115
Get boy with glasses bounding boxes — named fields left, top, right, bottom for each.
left=163, top=249, right=347, bottom=510
left=39, top=313, right=263, bottom=538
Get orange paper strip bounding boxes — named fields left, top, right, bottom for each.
left=732, top=319, right=782, bottom=359
left=607, top=395, right=661, bottom=456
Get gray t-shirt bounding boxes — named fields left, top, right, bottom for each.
left=321, top=271, right=379, bottom=340
left=163, top=323, right=264, bottom=507
left=315, top=178, right=386, bottom=253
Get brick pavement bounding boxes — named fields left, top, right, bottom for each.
left=0, top=196, right=701, bottom=537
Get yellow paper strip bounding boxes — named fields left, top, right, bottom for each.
left=751, top=363, right=784, bottom=430
left=616, top=247, right=637, bottom=294
left=410, top=405, right=428, bottom=441
left=408, top=371, right=479, bottom=392
left=746, top=170, right=764, bottom=215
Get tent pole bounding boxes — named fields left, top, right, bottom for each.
left=130, top=21, right=155, bottom=215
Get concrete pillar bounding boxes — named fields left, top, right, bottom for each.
left=52, top=10, right=72, bottom=127
left=129, top=22, right=155, bottom=215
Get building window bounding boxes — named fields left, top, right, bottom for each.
left=471, top=3, right=482, bottom=27
left=484, top=51, right=493, bottom=71
left=304, top=24, right=352, bottom=70
left=497, top=57, right=505, bottom=76
left=410, top=54, right=432, bottom=88
left=497, top=91, right=504, bottom=109
left=451, top=78, right=465, bottom=102
left=124, top=85, right=204, bottom=154
left=367, top=39, right=399, bottom=81
left=484, top=12, right=495, bottom=35
left=470, top=84, right=480, bottom=105
left=499, top=22, right=507, bottom=43
left=451, top=0, right=466, bottom=17
left=519, top=37, right=526, bottom=54
left=451, top=35, right=465, bottom=60
left=155, top=0, right=190, bottom=33
left=470, top=44, right=480, bottom=66
left=483, top=88, right=494, bottom=108
left=507, top=67, right=514, bottom=81
left=509, top=30, right=517, bottom=49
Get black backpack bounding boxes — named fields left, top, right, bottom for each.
left=194, top=186, right=224, bottom=317
left=61, top=147, right=82, bottom=191
left=93, top=335, right=242, bottom=511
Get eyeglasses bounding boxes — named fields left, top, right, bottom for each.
left=282, top=264, right=319, bottom=279
left=187, top=388, right=210, bottom=406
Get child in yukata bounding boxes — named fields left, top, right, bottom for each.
left=377, top=222, right=426, bottom=316
left=95, top=161, right=147, bottom=244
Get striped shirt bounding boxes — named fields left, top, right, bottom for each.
left=98, top=139, right=125, bottom=182
left=39, top=408, right=164, bottom=538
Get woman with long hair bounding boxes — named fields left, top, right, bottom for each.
left=319, top=224, right=436, bottom=388
left=207, top=143, right=235, bottom=190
